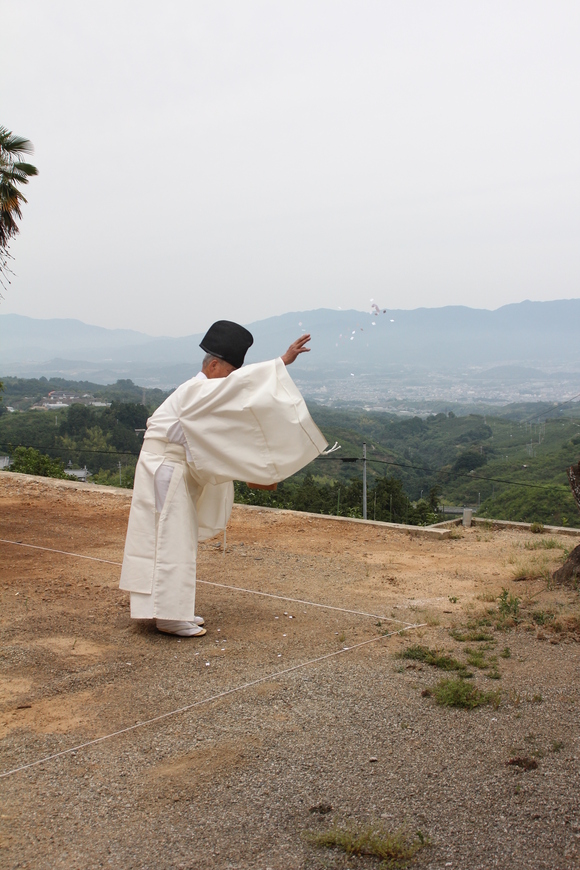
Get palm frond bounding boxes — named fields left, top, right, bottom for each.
left=0, top=126, right=36, bottom=158
left=0, top=125, right=38, bottom=273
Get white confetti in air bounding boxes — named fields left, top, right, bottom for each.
left=205, top=662, right=210, bottom=667
left=298, top=322, right=302, bottom=326
left=351, top=330, right=356, bottom=334
left=390, top=319, right=394, bottom=322
left=278, top=654, right=282, bottom=657
left=350, top=373, right=355, bottom=377
left=372, top=322, right=376, bottom=326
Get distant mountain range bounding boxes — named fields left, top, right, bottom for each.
left=2, top=301, right=579, bottom=408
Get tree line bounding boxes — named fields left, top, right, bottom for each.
left=2, top=390, right=580, bottom=527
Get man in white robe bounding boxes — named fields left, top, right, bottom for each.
left=119, top=321, right=327, bottom=636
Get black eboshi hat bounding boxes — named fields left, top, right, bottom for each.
left=199, top=320, right=254, bottom=369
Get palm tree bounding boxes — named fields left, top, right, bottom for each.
left=0, top=126, right=38, bottom=287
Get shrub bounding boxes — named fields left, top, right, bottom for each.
left=9, top=446, right=70, bottom=479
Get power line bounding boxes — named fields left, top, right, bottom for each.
left=0, top=442, right=140, bottom=458
left=0, top=443, right=571, bottom=493
left=315, top=455, right=569, bottom=492
left=520, top=392, right=580, bottom=425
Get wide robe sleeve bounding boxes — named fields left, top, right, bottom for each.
left=175, top=358, right=327, bottom=485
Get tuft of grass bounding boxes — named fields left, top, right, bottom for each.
left=306, top=822, right=426, bottom=867
left=464, top=648, right=488, bottom=669
left=551, top=740, right=564, bottom=753
left=499, top=646, right=511, bottom=659
left=397, top=645, right=469, bottom=674
left=511, top=554, right=553, bottom=583
left=498, top=588, right=520, bottom=618
left=529, top=522, right=544, bottom=534
left=524, top=537, right=566, bottom=551
left=477, top=591, right=498, bottom=603
left=450, top=628, right=495, bottom=643
left=510, top=561, right=536, bottom=581
left=531, top=610, right=554, bottom=626
left=427, top=677, right=500, bottom=709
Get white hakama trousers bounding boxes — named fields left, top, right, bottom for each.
left=127, top=443, right=203, bottom=621
left=122, top=438, right=234, bottom=620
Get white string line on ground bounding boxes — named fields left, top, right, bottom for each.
left=0, top=538, right=123, bottom=566
left=0, top=538, right=413, bottom=626
left=198, top=580, right=414, bottom=625
left=0, top=623, right=425, bottom=780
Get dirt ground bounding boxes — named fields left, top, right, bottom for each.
left=1, top=471, right=580, bottom=870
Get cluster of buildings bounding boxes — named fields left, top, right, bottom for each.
left=30, top=390, right=110, bottom=410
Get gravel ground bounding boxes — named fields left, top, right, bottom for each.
left=1, top=472, right=579, bottom=869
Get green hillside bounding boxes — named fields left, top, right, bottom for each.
left=306, top=407, right=580, bottom=527
left=1, top=378, right=578, bottom=526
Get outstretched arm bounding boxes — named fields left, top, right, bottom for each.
left=281, top=333, right=311, bottom=366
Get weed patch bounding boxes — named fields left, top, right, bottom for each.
left=524, top=538, right=566, bottom=551
left=477, top=591, right=498, bottom=603
left=450, top=628, right=495, bottom=643
left=306, top=822, right=426, bottom=867
left=397, top=645, right=469, bottom=674
left=464, top=648, right=488, bottom=669
left=425, top=677, right=500, bottom=709
left=531, top=610, right=554, bottom=626
left=498, top=588, right=520, bottom=618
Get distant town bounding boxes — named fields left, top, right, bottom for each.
left=31, top=390, right=111, bottom=411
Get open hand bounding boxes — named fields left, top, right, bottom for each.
left=281, top=333, right=311, bottom=366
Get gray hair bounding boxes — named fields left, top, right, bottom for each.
left=202, top=352, right=220, bottom=368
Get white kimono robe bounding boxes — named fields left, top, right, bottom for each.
left=119, top=358, right=327, bottom=620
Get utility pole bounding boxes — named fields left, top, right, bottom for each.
left=118, top=461, right=122, bottom=486
left=362, top=442, right=367, bottom=520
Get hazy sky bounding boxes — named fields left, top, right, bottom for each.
left=2, top=1, right=579, bottom=336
